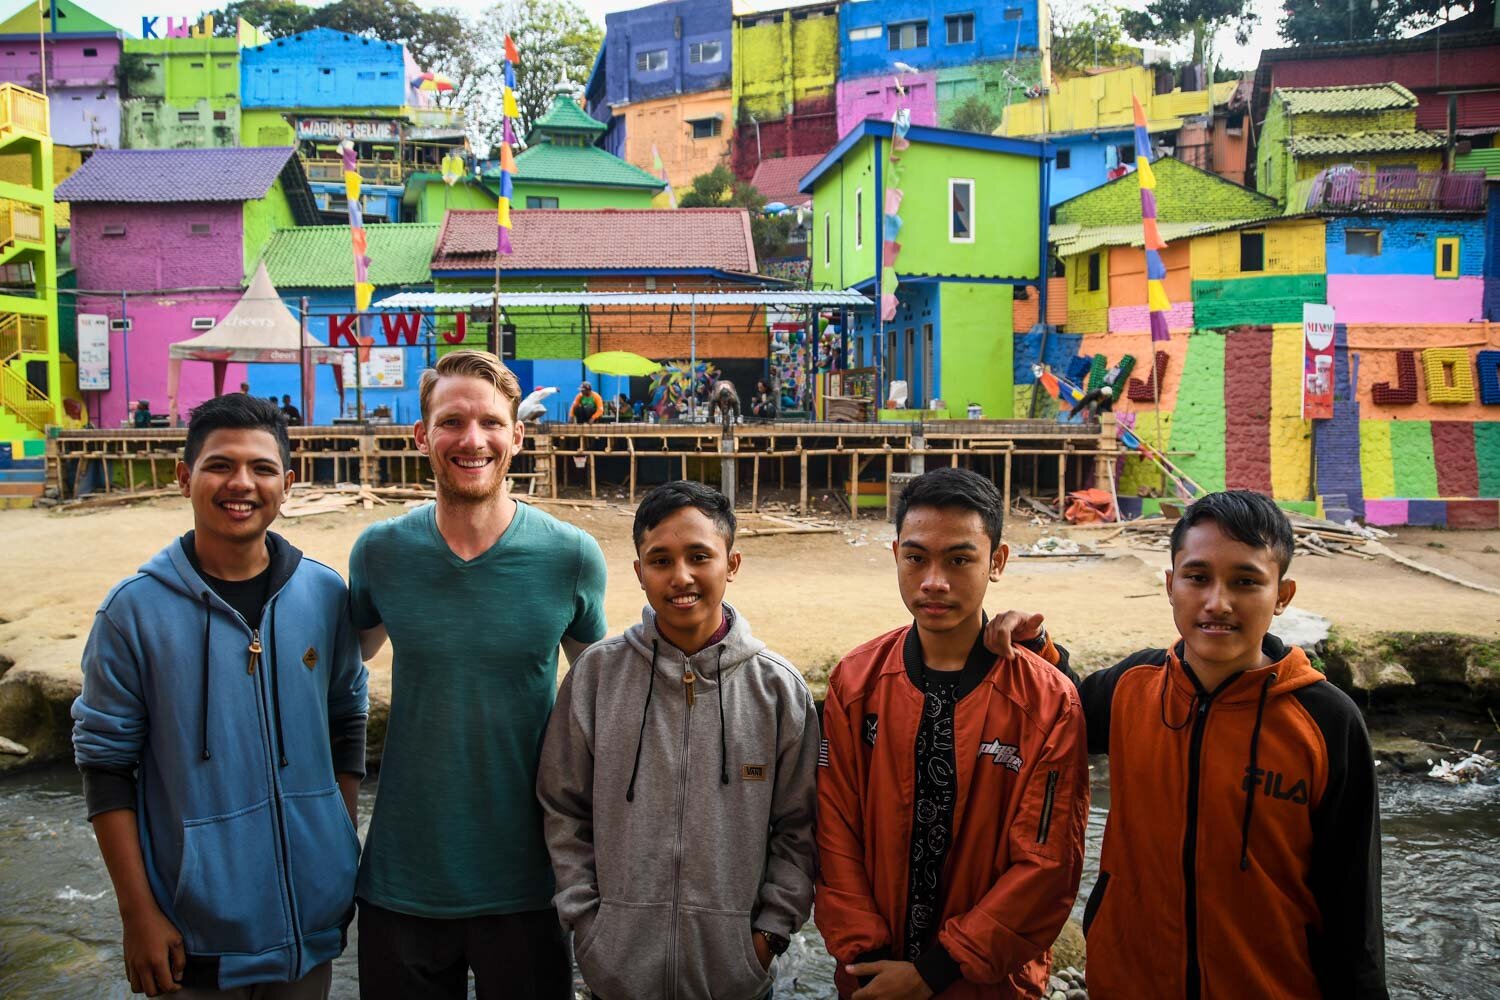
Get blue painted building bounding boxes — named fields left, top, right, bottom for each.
left=1483, top=185, right=1500, bottom=321
left=838, top=0, right=1042, bottom=78
left=596, top=0, right=733, bottom=110
left=241, top=28, right=417, bottom=109
left=1045, top=130, right=1137, bottom=206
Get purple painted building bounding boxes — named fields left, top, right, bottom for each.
left=56, top=147, right=322, bottom=425
left=0, top=0, right=124, bottom=147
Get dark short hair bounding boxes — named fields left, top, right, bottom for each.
left=1169, top=490, right=1295, bottom=576
left=633, top=480, right=736, bottom=551
left=895, top=467, right=1004, bottom=550
left=184, top=393, right=291, bottom=469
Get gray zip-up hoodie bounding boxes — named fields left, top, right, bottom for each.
left=538, top=603, right=820, bottom=1000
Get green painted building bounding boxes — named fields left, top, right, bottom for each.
left=402, top=171, right=498, bottom=223
left=499, top=92, right=665, bottom=210
left=121, top=36, right=240, bottom=149
left=800, top=120, right=1047, bottom=418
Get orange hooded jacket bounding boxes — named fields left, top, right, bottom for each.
left=815, top=625, right=1089, bottom=998
left=1073, top=636, right=1386, bottom=999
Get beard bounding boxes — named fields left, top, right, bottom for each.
left=429, top=449, right=513, bottom=505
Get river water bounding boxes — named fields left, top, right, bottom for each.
left=2, top=762, right=1495, bottom=999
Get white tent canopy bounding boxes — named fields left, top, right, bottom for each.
left=167, top=261, right=345, bottom=423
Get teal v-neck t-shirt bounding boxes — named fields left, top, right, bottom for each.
left=349, top=500, right=608, bottom=917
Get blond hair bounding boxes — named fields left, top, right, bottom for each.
left=418, top=350, right=523, bottom=423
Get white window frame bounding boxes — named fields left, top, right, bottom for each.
left=849, top=25, right=881, bottom=41
left=823, top=211, right=831, bottom=267
left=635, top=49, right=668, bottom=73
left=949, top=178, right=975, bottom=243
left=855, top=187, right=863, bottom=250
left=945, top=13, right=975, bottom=44
left=689, top=40, right=722, bottom=64
left=888, top=21, right=928, bottom=51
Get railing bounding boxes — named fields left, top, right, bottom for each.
left=0, top=364, right=52, bottom=432
left=0, top=313, right=49, bottom=362
left=1305, top=166, right=1486, bottom=213
left=0, top=83, right=50, bottom=138
left=0, top=203, right=43, bottom=248
left=304, top=158, right=404, bottom=185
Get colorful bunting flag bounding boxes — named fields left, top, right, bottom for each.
left=1132, top=95, right=1171, bottom=343
left=496, top=34, right=519, bottom=258
left=341, top=139, right=372, bottom=321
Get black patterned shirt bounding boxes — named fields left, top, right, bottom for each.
left=903, top=668, right=961, bottom=961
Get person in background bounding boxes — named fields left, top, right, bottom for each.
left=132, top=399, right=152, bottom=429
left=750, top=380, right=778, bottom=421
left=570, top=382, right=604, bottom=424
left=280, top=395, right=303, bottom=427
left=238, top=382, right=250, bottom=395
left=614, top=394, right=631, bottom=422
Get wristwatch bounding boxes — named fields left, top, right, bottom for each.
left=1020, top=625, right=1049, bottom=650
left=757, top=930, right=790, bottom=956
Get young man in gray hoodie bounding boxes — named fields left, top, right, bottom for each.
left=538, top=480, right=820, bottom=1000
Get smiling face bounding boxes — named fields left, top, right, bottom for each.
left=634, top=506, right=741, bottom=651
left=414, top=373, right=524, bottom=505
left=893, top=505, right=1007, bottom=635
left=177, top=427, right=292, bottom=547
left=1166, top=520, right=1296, bottom=677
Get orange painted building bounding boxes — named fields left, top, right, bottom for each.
left=617, top=88, right=733, bottom=195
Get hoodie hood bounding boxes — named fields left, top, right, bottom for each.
left=624, top=601, right=767, bottom=683
left=1168, top=634, right=1321, bottom=706
left=141, top=531, right=304, bottom=612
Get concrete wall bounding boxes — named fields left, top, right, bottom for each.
left=838, top=0, right=1042, bottom=78
left=124, top=36, right=238, bottom=104
left=1046, top=132, right=1130, bottom=206
left=837, top=71, right=937, bottom=138
left=619, top=88, right=733, bottom=192
left=0, top=35, right=117, bottom=87
left=1055, top=155, right=1279, bottom=226
left=935, top=56, right=1042, bottom=130
left=810, top=135, right=875, bottom=290
left=242, top=29, right=410, bottom=110
left=939, top=281, right=1012, bottom=417
left=602, top=0, right=733, bottom=108
left=123, top=98, right=238, bottom=149
left=730, top=5, right=838, bottom=175
left=510, top=181, right=657, bottom=210
left=1324, top=215, right=1486, bottom=324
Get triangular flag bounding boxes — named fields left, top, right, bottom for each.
left=1147, top=279, right=1171, bottom=313
left=503, top=87, right=520, bottom=120
left=499, top=143, right=517, bottom=175
left=1142, top=217, right=1166, bottom=250
left=1136, top=157, right=1156, bottom=190
left=498, top=227, right=512, bottom=255
left=355, top=283, right=374, bottom=312
left=883, top=240, right=901, bottom=267
left=496, top=197, right=511, bottom=229
left=1131, top=94, right=1148, bottom=130
left=884, top=188, right=903, bottom=214
left=350, top=229, right=367, bottom=256
left=344, top=171, right=362, bottom=201
left=504, top=35, right=519, bottom=64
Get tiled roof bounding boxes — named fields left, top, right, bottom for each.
left=1276, top=83, right=1417, bottom=115
left=509, top=143, right=666, bottom=190
left=750, top=154, right=823, bottom=207
left=1285, top=130, right=1445, bottom=156
left=55, top=147, right=297, bottom=203
left=531, top=94, right=606, bottom=135
left=260, top=223, right=439, bottom=288
left=432, top=208, right=756, bottom=273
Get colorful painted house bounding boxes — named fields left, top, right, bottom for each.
left=1256, top=84, right=1445, bottom=208
left=835, top=0, right=1047, bottom=138
left=1000, top=66, right=1250, bottom=204
left=502, top=92, right=665, bottom=210
left=0, top=0, right=122, bottom=148
left=121, top=35, right=240, bottom=149
left=56, top=146, right=321, bottom=428
left=429, top=207, right=775, bottom=406
left=730, top=0, right=839, bottom=178
left=249, top=222, right=439, bottom=424
left=801, top=120, right=1047, bottom=417
left=0, top=83, right=65, bottom=504
left=401, top=171, right=498, bottom=224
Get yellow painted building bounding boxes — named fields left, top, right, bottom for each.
left=731, top=1, right=838, bottom=123
left=1000, top=66, right=1237, bottom=138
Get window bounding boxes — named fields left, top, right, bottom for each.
left=823, top=212, right=831, bottom=267
left=1117, top=143, right=1136, bottom=165
left=984, top=80, right=999, bottom=92
left=217, top=62, right=231, bottom=69
left=357, top=71, right=375, bottom=80
left=855, top=187, right=863, bottom=249
left=379, top=71, right=396, bottom=79
left=190, top=62, right=204, bottom=69
left=526, top=196, right=559, bottom=209
left=1436, top=236, right=1460, bottom=278
left=945, top=14, right=975, bottom=44
left=1240, top=231, right=1265, bottom=272
left=635, top=49, right=668, bottom=72
left=849, top=25, right=881, bottom=41
left=949, top=178, right=973, bottom=242
left=1056, top=148, right=1071, bottom=169
left=190, top=222, right=211, bottom=236
left=140, top=111, right=154, bottom=121
left=1345, top=229, right=1381, bottom=257
left=178, top=111, right=199, bottom=122
left=102, top=223, right=126, bottom=237
left=689, top=40, right=721, bottom=64
left=1087, top=252, right=1101, bottom=292
left=689, top=117, right=722, bottom=139
left=83, top=47, right=97, bottom=57
left=213, top=110, right=227, bottom=121
left=888, top=21, right=928, bottom=50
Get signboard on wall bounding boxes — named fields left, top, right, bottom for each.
left=342, top=347, right=405, bottom=388
left=1302, top=303, right=1335, bottom=420
left=78, top=314, right=110, bottom=390
left=295, top=118, right=401, bottom=142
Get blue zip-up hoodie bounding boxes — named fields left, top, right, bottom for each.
left=71, top=532, right=369, bottom=990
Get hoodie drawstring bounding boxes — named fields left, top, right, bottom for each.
left=1159, top=654, right=1197, bottom=732
left=1239, top=671, right=1277, bottom=872
left=200, top=592, right=213, bottom=761
left=626, top=640, right=659, bottom=802
left=715, top=647, right=728, bottom=786
left=267, top=601, right=289, bottom=768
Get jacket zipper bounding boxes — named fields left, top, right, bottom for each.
left=667, top=654, right=694, bottom=999
left=1036, top=769, right=1060, bottom=844
left=1182, top=694, right=1212, bottom=1000
left=247, top=634, right=261, bottom=675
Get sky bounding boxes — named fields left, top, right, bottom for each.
left=1, top=0, right=1297, bottom=71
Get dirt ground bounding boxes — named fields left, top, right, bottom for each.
left=1, top=494, right=1498, bottom=703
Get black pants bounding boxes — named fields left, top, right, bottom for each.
left=356, top=899, right=571, bottom=1000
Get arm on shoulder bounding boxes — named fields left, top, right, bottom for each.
left=358, top=624, right=388, bottom=662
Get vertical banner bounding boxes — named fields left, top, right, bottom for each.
left=77, top=314, right=110, bottom=390
left=1302, top=302, right=1335, bottom=419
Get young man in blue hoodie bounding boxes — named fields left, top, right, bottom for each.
left=72, top=394, right=369, bottom=998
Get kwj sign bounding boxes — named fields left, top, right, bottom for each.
left=326, top=312, right=468, bottom=348
left=140, top=15, right=214, bottom=38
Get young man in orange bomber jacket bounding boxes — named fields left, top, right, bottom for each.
left=816, top=468, right=1090, bottom=999
left=989, top=490, right=1387, bottom=999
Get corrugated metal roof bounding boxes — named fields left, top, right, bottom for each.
left=374, top=290, right=873, bottom=309
left=1051, top=218, right=1301, bottom=257
left=1454, top=147, right=1500, bottom=179
left=1285, top=130, right=1445, bottom=156
left=1276, top=83, right=1418, bottom=115
left=260, top=223, right=439, bottom=288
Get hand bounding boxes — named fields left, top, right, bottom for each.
left=121, top=903, right=184, bottom=995
left=753, top=932, right=773, bottom=971
left=984, top=610, right=1046, bottom=659
left=848, top=960, right=934, bottom=1000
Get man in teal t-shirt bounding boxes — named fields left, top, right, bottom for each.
left=350, top=351, right=607, bottom=1000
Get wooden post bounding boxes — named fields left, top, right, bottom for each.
left=588, top=453, right=597, bottom=499
left=799, top=450, right=809, bottom=514
left=1057, top=452, right=1066, bottom=509
left=751, top=454, right=760, bottom=512
left=1003, top=450, right=1013, bottom=512
left=628, top=440, right=637, bottom=503
left=721, top=436, right=737, bottom=508
left=884, top=450, right=893, bottom=518
left=848, top=451, right=860, bottom=521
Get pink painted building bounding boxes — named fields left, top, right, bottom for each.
left=836, top=71, right=937, bottom=139
left=0, top=0, right=125, bottom=149
left=57, top=147, right=321, bottom=426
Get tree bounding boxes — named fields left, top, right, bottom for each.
left=205, top=0, right=313, bottom=37
left=1278, top=0, right=1487, bottom=46
left=1050, top=0, right=1141, bottom=74
left=947, top=96, right=1002, bottom=135
left=1122, top=0, right=1258, bottom=66
left=304, top=0, right=466, bottom=75
left=679, top=165, right=795, bottom=263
